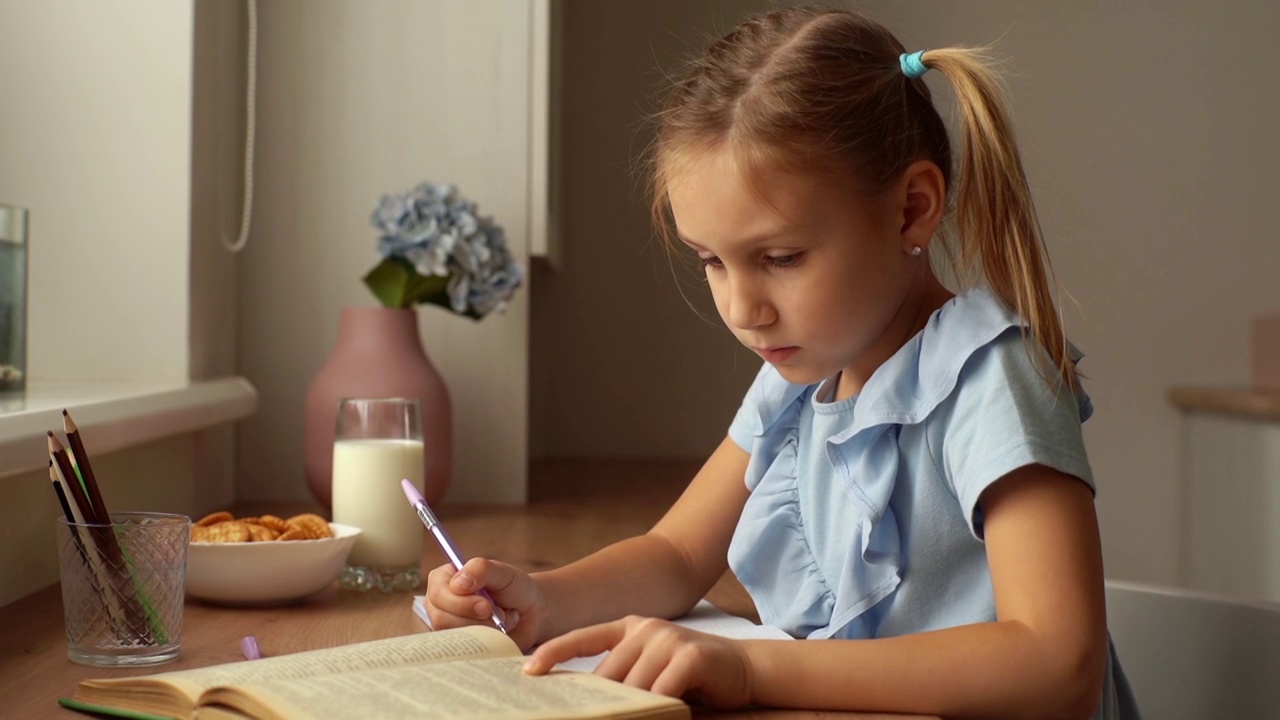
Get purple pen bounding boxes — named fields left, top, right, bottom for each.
left=400, top=479, right=509, bottom=635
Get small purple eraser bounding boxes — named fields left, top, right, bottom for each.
left=401, top=479, right=424, bottom=506
left=240, top=635, right=261, bottom=660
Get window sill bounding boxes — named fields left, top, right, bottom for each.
left=0, top=377, right=257, bottom=480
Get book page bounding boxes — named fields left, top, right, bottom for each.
left=204, top=656, right=688, bottom=720
left=81, top=625, right=516, bottom=703
left=411, top=597, right=791, bottom=673
left=553, top=600, right=793, bottom=672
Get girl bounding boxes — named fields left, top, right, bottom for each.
left=425, top=6, right=1139, bottom=719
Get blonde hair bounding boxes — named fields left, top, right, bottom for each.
left=649, top=6, right=1077, bottom=392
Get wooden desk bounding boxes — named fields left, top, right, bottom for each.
left=0, top=459, right=932, bottom=719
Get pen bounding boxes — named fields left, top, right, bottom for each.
left=400, top=479, right=509, bottom=635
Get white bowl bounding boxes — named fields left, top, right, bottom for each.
left=186, top=523, right=362, bottom=605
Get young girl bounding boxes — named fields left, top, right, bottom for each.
left=425, top=7, right=1139, bottom=719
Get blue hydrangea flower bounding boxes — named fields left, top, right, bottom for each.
left=367, top=181, right=523, bottom=319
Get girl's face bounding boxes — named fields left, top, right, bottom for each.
left=668, top=146, right=938, bottom=394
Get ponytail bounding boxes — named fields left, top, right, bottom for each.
left=923, top=48, right=1078, bottom=393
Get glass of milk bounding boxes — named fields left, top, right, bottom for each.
left=332, top=398, right=425, bottom=592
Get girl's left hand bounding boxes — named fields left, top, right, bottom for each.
left=522, top=616, right=754, bottom=710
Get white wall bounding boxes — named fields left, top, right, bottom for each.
left=0, top=0, right=193, bottom=383
left=236, top=1, right=532, bottom=505
left=533, top=1, right=1280, bottom=586
left=0, top=0, right=245, bottom=604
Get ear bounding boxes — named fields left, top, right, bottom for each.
left=896, top=160, right=946, bottom=252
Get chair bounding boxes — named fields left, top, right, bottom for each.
left=1105, top=579, right=1280, bottom=719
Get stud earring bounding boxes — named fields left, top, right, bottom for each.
left=910, top=246, right=923, bottom=257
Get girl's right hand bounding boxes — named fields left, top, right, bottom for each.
left=424, top=558, right=545, bottom=651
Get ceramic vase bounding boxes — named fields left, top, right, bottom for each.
left=304, top=307, right=453, bottom=508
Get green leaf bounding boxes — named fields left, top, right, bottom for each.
left=363, top=257, right=451, bottom=309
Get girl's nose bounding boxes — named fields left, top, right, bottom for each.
left=727, top=276, right=776, bottom=330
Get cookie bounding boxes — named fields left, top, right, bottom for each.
left=195, top=511, right=233, bottom=527
left=285, top=513, right=333, bottom=540
left=252, top=515, right=291, bottom=534
left=192, top=520, right=251, bottom=543
left=190, top=511, right=332, bottom=542
left=244, top=522, right=280, bottom=542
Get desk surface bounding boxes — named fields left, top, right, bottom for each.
left=0, top=459, right=933, bottom=719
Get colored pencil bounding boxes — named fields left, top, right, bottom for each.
left=50, top=433, right=95, bottom=524
left=49, top=461, right=76, bottom=524
left=51, top=461, right=128, bottom=635
left=49, top=431, right=161, bottom=642
left=63, top=411, right=110, bottom=527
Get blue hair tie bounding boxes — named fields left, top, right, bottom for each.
left=899, top=50, right=928, bottom=79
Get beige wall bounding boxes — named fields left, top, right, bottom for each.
left=187, top=0, right=247, bottom=526
left=236, top=1, right=532, bottom=505
left=190, top=0, right=246, bottom=384
left=857, top=0, right=1280, bottom=586
left=530, top=0, right=775, bottom=462
left=532, top=1, right=1280, bottom=586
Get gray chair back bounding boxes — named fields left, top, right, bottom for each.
left=1105, top=580, right=1280, bottom=719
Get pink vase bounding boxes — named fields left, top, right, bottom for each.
left=304, top=307, right=453, bottom=509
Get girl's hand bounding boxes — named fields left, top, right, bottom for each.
left=522, top=616, right=754, bottom=710
left=423, top=558, right=544, bottom=651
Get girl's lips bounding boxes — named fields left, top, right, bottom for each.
left=756, top=346, right=799, bottom=363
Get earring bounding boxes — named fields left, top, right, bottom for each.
left=909, top=246, right=923, bottom=257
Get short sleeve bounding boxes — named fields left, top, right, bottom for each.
left=727, top=363, right=806, bottom=452
left=928, top=328, right=1095, bottom=539
left=728, top=365, right=771, bottom=451
left=728, top=402, right=757, bottom=451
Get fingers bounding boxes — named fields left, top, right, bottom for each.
left=619, top=643, right=670, bottom=690
left=426, top=557, right=543, bottom=636
left=425, top=563, right=496, bottom=627
left=451, top=558, right=540, bottom=610
left=523, top=620, right=628, bottom=675
left=611, top=618, right=687, bottom=689
left=649, top=650, right=698, bottom=700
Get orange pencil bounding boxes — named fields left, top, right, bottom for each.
left=62, top=411, right=111, bottom=525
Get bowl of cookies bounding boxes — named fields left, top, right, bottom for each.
left=186, top=512, right=362, bottom=605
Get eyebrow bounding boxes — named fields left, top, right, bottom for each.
left=677, top=228, right=799, bottom=251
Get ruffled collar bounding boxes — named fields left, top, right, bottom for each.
left=727, top=287, right=1085, bottom=639
left=743, top=287, right=1080, bottom=440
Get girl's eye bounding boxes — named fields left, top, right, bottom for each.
left=699, top=255, right=724, bottom=269
left=766, top=252, right=803, bottom=268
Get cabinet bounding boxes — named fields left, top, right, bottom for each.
left=1170, top=388, right=1280, bottom=604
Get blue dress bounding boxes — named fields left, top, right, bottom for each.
left=725, top=287, right=1140, bottom=719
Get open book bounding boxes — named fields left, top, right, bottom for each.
left=61, top=625, right=690, bottom=720
left=412, top=597, right=794, bottom=671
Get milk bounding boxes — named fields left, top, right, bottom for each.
left=331, top=438, right=425, bottom=568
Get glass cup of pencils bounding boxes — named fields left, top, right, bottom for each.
left=49, top=409, right=190, bottom=666
left=55, top=512, right=190, bottom=666
left=332, top=397, right=426, bottom=592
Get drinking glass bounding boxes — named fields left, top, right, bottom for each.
left=332, top=398, right=425, bottom=591
left=56, top=512, right=190, bottom=666
left=0, top=203, right=27, bottom=393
